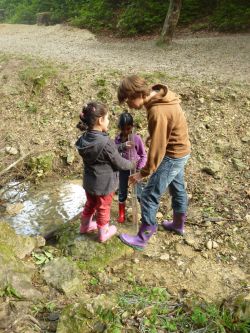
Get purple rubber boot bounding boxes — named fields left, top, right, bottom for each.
left=162, top=212, right=186, bottom=235
left=79, top=214, right=97, bottom=234
left=119, top=224, right=157, bottom=250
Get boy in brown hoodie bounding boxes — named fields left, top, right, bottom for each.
left=118, top=75, right=191, bottom=250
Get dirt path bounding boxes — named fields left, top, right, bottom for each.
left=0, top=24, right=249, bottom=82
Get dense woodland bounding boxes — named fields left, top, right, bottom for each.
left=0, top=0, right=249, bottom=35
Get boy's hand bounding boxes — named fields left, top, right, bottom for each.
left=129, top=172, right=143, bottom=185
left=126, top=141, right=134, bottom=149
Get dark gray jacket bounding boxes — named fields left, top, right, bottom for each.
left=75, top=130, right=133, bottom=195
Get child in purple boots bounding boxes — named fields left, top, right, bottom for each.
left=115, top=112, right=147, bottom=223
left=75, top=101, right=133, bottom=243
left=117, top=75, right=191, bottom=250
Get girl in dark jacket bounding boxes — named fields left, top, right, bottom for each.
left=75, top=101, right=133, bottom=243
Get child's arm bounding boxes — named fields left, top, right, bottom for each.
left=136, top=135, right=147, bottom=170
left=105, top=140, right=133, bottom=171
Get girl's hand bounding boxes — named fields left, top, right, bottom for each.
left=129, top=172, right=143, bottom=185
left=126, top=141, right=134, bottom=149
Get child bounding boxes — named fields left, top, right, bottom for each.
left=75, top=101, right=133, bottom=243
left=115, top=112, right=147, bottom=223
left=117, top=75, right=191, bottom=250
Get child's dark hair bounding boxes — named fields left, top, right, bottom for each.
left=77, top=101, right=108, bottom=131
left=118, top=112, right=134, bottom=130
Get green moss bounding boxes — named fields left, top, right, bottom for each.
left=76, top=237, right=133, bottom=273
left=0, top=242, right=15, bottom=261
left=55, top=222, right=133, bottom=273
left=28, top=153, right=54, bottom=176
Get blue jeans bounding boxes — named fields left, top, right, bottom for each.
left=119, top=170, right=143, bottom=203
left=141, top=154, right=190, bottom=226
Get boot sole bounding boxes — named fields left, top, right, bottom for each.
left=119, top=235, right=144, bottom=251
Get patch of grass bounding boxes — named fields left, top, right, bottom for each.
left=19, top=64, right=57, bottom=94
left=0, top=284, right=22, bottom=299
left=32, top=301, right=57, bottom=316
left=0, top=53, right=9, bottom=63
left=95, top=286, right=250, bottom=332
left=27, top=153, right=54, bottom=178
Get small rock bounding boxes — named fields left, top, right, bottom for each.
left=199, top=97, right=205, bottom=104
left=206, top=240, right=213, bottom=250
left=241, top=136, right=250, bottom=143
left=177, top=259, right=184, bottom=266
left=212, top=241, right=219, bottom=249
left=5, top=202, right=24, bottom=215
left=184, top=236, right=195, bottom=246
left=48, top=312, right=60, bottom=321
left=160, top=254, right=170, bottom=261
left=127, top=207, right=133, bottom=215
left=156, top=212, right=163, bottom=219
left=133, top=258, right=140, bottom=264
left=232, top=158, right=246, bottom=171
left=66, top=152, right=75, bottom=165
left=246, top=215, right=250, bottom=223
left=202, top=160, right=221, bottom=176
left=5, top=146, right=18, bottom=155
left=35, top=235, right=46, bottom=248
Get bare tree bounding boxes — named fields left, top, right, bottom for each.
left=160, top=0, right=182, bottom=44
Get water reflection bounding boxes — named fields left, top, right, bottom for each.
left=1, top=180, right=86, bottom=236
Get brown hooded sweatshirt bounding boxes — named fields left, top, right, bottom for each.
left=140, top=84, right=191, bottom=177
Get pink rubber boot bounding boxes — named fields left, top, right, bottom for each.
left=80, top=214, right=97, bottom=234
left=98, top=224, right=117, bottom=243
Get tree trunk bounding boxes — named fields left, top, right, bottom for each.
left=161, top=0, right=182, bottom=44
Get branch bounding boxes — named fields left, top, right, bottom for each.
left=0, top=152, right=31, bottom=177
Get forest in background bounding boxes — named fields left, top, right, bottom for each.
left=0, top=0, right=249, bottom=36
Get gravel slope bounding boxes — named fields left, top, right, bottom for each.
left=0, top=24, right=249, bottom=82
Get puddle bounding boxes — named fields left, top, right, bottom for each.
left=1, top=179, right=86, bottom=236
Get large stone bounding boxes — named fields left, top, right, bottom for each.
left=0, top=221, right=45, bottom=259
left=42, top=257, right=84, bottom=296
left=0, top=243, right=41, bottom=299
left=56, top=223, right=133, bottom=272
left=202, top=160, right=222, bottom=177
left=0, top=222, right=43, bottom=299
left=57, top=295, right=116, bottom=333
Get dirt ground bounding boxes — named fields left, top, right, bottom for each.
left=0, top=24, right=249, bottom=303
left=0, top=24, right=249, bottom=82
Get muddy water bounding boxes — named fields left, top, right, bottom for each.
left=1, top=179, right=86, bottom=236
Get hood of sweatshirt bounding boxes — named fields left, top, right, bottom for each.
left=75, top=130, right=109, bottom=164
left=145, top=84, right=180, bottom=109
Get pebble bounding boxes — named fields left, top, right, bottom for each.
left=212, top=241, right=219, bottom=249
left=5, top=146, right=18, bottom=155
left=206, top=240, right=213, bottom=250
left=160, top=254, right=170, bottom=261
left=184, top=236, right=196, bottom=246
left=133, top=258, right=140, bottom=264
left=156, top=212, right=163, bottom=219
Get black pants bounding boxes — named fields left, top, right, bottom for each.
left=119, top=170, right=143, bottom=203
